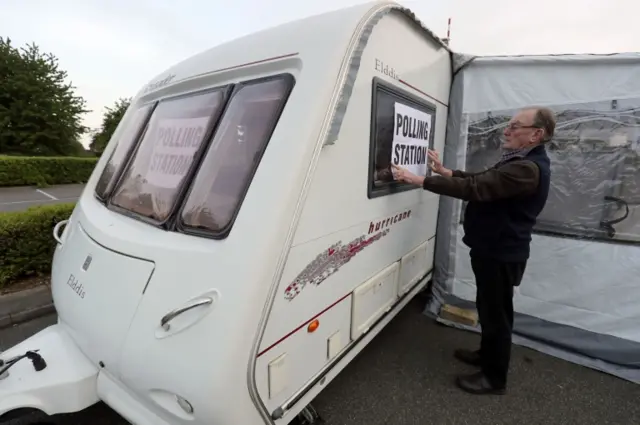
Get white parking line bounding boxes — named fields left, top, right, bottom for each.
left=35, top=189, right=58, bottom=200
left=0, top=197, right=79, bottom=206
left=0, top=199, right=45, bottom=206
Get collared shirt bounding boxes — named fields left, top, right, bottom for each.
left=497, top=146, right=534, bottom=165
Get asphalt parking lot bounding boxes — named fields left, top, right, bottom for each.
left=0, top=184, right=85, bottom=212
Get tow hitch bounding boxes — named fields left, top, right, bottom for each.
left=0, top=325, right=100, bottom=422
left=0, top=350, right=48, bottom=380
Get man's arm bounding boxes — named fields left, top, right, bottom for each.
left=451, top=169, right=490, bottom=178
left=419, top=160, right=540, bottom=202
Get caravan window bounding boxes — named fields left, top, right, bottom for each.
left=110, top=88, right=228, bottom=223
left=368, top=78, right=436, bottom=199
left=179, top=75, right=294, bottom=236
left=95, top=103, right=156, bottom=200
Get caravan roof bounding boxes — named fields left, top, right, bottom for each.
left=135, top=1, right=451, bottom=100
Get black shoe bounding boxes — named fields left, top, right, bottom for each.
left=454, top=348, right=482, bottom=367
left=455, top=371, right=506, bottom=395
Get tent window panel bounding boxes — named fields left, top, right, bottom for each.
left=464, top=101, right=640, bottom=244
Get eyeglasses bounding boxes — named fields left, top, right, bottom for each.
left=505, top=122, right=540, bottom=131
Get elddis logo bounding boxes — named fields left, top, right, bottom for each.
left=66, top=274, right=86, bottom=299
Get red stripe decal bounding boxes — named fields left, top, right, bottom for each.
left=257, top=292, right=352, bottom=358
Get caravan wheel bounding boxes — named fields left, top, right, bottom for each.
left=295, top=404, right=323, bottom=424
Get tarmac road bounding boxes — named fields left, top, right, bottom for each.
left=0, top=184, right=85, bottom=213
left=1, top=298, right=639, bottom=425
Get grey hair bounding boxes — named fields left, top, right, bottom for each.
left=528, top=106, right=557, bottom=143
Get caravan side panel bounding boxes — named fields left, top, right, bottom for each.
left=255, top=8, right=452, bottom=418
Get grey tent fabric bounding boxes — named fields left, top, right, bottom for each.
left=426, top=52, right=640, bottom=384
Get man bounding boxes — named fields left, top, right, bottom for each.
left=392, top=106, right=555, bottom=395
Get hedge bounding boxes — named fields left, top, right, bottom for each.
left=0, top=202, right=76, bottom=288
left=0, top=155, right=98, bottom=187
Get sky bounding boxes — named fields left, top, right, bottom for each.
left=2, top=0, right=639, bottom=148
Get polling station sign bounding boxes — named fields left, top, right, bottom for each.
left=391, top=102, right=433, bottom=176
left=146, top=116, right=209, bottom=188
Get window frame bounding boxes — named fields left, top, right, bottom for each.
left=175, top=72, right=296, bottom=240
left=367, top=77, right=437, bottom=199
left=106, top=85, right=234, bottom=229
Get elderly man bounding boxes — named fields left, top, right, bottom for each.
left=392, top=106, right=555, bottom=395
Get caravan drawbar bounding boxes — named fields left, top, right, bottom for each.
left=0, top=2, right=453, bottom=424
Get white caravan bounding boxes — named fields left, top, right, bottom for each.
left=0, top=2, right=451, bottom=424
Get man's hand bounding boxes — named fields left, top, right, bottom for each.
left=391, top=164, right=424, bottom=186
left=428, top=149, right=452, bottom=177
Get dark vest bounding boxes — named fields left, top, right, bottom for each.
left=462, top=144, right=551, bottom=262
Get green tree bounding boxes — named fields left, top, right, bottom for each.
left=0, top=37, right=89, bottom=156
left=89, top=97, right=131, bottom=155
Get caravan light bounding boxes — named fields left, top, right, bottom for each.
left=307, top=319, right=320, bottom=333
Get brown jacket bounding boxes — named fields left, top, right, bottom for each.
left=422, top=160, right=540, bottom=201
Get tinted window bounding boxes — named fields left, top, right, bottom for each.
left=180, top=76, right=293, bottom=235
left=110, top=89, right=226, bottom=222
left=368, top=79, right=437, bottom=198
left=95, top=103, right=155, bottom=200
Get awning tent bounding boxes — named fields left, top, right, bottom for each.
left=427, top=52, right=640, bottom=384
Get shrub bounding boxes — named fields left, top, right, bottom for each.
left=0, top=203, right=76, bottom=288
left=0, top=155, right=98, bottom=187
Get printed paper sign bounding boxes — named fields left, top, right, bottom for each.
left=391, top=102, right=432, bottom=176
left=146, top=116, right=209, bottom=188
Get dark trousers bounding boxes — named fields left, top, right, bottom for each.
left=471, top=256, right=527, bottom=388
